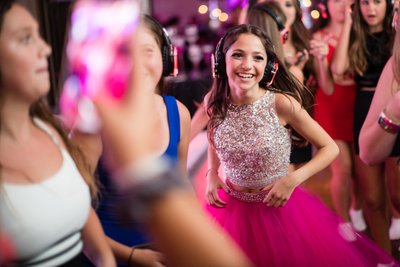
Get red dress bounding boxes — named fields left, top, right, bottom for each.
left=314, top=36, right=356, bottom=142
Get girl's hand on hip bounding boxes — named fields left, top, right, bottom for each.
left=263, top=176, right=297, bottom=207
left=206, top=171, right=229, bottom=208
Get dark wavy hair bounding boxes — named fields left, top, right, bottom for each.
left=289, top=0, right=316, bottom=93
left=207, top=24, right=312, bottom=147
left=349, top=0, right=394, bottom=75
left=0, top=0, right=98, bottom=200
left=290, top=0, right=311, bottom=57
left=0, top=0, right=13, bottom=31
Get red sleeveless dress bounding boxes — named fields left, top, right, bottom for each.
left=314, top=33, right=356, bottom=142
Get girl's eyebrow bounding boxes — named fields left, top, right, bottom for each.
left=230, top=49, right=266, bottom=55
left=8, top=26, right=35, bottom=38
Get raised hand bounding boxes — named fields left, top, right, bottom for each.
left=309, top=39, right=329, bottom=61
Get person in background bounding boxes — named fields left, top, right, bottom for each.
left=92, top=15, right=191, bottom=267
left=331, top=0, right=396, bottom=253
left=310, top=0, right=366, bottom=233
left=359, top=0, right=400, bottom=242
left=238, top=0, right=266, bottom=25
left=247, top=1, right=305, bottom=82
left=204, top=23, right=397, bottom=267
left=275, top=0, right=311, bottom=71
left=0, top=1, right=115, bottom=266
left=274, top=0, right=315, bottom=172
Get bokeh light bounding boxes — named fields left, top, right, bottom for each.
left=310, top=10, right=320, bottom=19
left=198, top=5, right=208, bottom=14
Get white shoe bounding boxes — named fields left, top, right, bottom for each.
left=338, top=222, right=357, bottom=242
left=389, top=218, right=400, bottom=240
left=349, top=209, right=367, bottom=232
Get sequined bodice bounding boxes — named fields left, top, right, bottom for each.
left=214, top=91, right=291, bottom=188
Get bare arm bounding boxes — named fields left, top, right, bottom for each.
left=107, top=238, right=163, bottom=267
left=359, top=57, right=400, bottom=164
left=177, top=100, right=191, bottom=176
left=279, top=94, right=338, bottom=181
left=82, top=209, right=116, bottom=267
left=331, top=3, right=352, bottom=77
left=189, top=103, right=209, bottom=141
left=264, top=94, right=339, bottom=207
left=70, top=132, right=103, bottom=174
left=310, top=33, right=334, bottom=95
left=149, top=189, right=252, bottom=267
left=205, top=140, right=229, bottom=207
left=73, top=122, right=164, bottom=267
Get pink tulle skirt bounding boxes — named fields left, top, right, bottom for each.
left=205, top=187, right=398, bottom=267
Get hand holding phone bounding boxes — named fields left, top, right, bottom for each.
left=60, top=0, right=140, bottom=133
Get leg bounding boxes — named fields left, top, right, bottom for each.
left=355, top=156, right=390, bottom=253
left=349, top=145, right=367, bottom=232
left=386, top=157, right=400, bottom=240
left=330, top=141, right=353, bottom=222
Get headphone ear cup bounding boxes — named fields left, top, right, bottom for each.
left=213, top=33, right=228, bottom=78
left=162, top=45, right=173, bottom=77
left=260, top=60, right=278, bottom=87
left=214, top=52, right=226, bottom=78
left=260, top=60, right=272, bottom=87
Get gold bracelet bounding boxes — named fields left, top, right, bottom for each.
left=377, top=109, right=400, bottom=134
left=128, top=246, right=135, bottom=266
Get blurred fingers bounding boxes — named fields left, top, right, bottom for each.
left=207, top=190, right=226, bottom=208
left=264, top=192, right=287, bottom=207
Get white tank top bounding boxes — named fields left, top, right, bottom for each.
left=0, top=118, right=91, bottom=266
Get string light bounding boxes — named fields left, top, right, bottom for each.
left=219, top=12, right=229, bottom=22
left=197, top=2, right=228, bottom=24
left=211, top=8, right=222, bottom=19
left=302, top=0, right=312, bottom=8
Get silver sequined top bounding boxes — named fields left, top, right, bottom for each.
left=214, top=91, right=291, bottom=189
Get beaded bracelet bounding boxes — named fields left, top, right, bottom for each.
left=377, top=109, right=400, bottom=134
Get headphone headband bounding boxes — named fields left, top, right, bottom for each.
left=251, top=4, right=285, bottom=32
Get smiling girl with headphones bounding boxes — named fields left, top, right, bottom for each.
left=204, top=24, right=398, bottom=267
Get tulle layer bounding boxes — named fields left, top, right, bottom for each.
left=205, top=187, right=398, bottom=267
